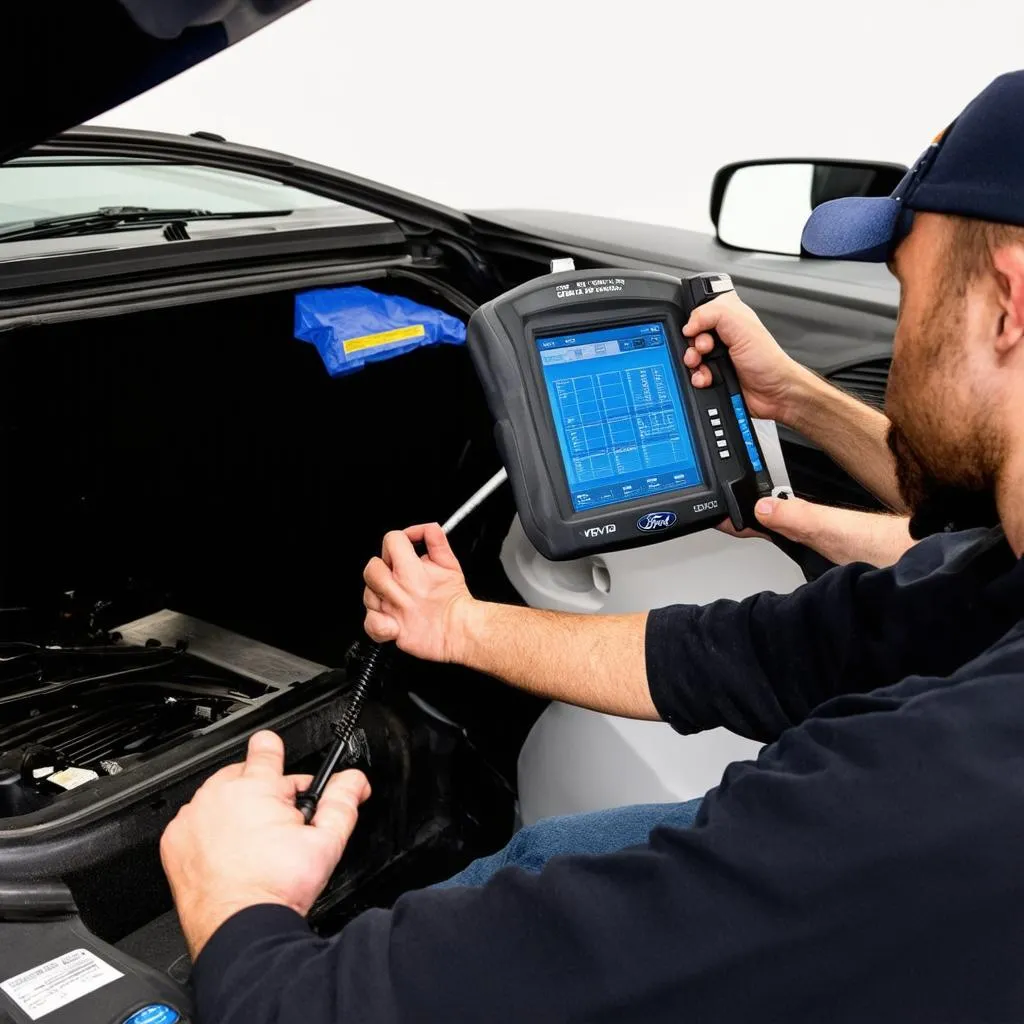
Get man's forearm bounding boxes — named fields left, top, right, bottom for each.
left=453, top=601, right=659, bottom=720
left=784, top=366, right=907, bottom=511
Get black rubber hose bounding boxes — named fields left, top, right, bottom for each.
left=295, top=641, right=383, bottom=825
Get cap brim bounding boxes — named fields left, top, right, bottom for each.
left=800, top=196, right=901, bottom=262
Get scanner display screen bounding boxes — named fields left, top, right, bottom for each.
left=537, top=322, right=704, bottom=512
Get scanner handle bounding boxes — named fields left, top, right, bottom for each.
left=683, top=273, right=773, bottom=533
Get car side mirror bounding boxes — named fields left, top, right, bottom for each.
left=710, top=159, right=908, bottom=257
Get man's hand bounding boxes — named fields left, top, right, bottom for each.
left=363, top=523, right=475, bottom=662
left=682, top=292, right=810, bottom=423
left=749, top=496, right=914, bottom=568
left=160, top=731, right=370, bottom=960
left=682, top=290, right=905, bottom=509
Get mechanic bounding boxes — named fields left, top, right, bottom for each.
left=162, top=71, right=1024, bottom=1023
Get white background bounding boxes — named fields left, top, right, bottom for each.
left=94, top=0, right=1024, bottom=232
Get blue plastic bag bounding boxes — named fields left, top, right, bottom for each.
left=294, top=285, right=466, bottom=377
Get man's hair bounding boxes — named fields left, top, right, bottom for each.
left=946, top=215, right=1024, bottom=292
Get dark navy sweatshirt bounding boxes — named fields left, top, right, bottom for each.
left=192, top=526, right=1024, bottom=1023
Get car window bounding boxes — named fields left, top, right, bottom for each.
left=0, top=157, right=341, bottom=225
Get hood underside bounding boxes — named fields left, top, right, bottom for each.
left=0, top=0, right=312, bottom=163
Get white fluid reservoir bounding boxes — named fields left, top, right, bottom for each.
left=506, top=420, right=806, bottom=824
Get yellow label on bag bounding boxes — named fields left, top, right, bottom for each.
left=342, top=324, right=426, bottom=355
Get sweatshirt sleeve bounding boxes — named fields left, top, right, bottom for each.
left=189, top=637, right=1024, bottom=1024
left=645, top=525, right=1017, bottom=743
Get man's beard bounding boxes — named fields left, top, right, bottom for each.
left=886, top=422, right=999, bottom=539
left=885, top=290, right=1001, bottom=540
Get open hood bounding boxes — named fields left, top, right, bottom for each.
left=1, top=0, right=312, bottom=164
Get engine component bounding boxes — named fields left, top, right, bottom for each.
left=0, top=611, right=325, bottom=822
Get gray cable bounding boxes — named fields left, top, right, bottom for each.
left=440, top=467, right=509, bottom=535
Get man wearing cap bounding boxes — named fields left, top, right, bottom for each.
left=163, top=72, right=1024, bottom=1022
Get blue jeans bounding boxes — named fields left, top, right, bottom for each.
left=437, top=797, right=703, bottom=888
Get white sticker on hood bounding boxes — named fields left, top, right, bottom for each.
left=1, top=948, right=123, bottom=1020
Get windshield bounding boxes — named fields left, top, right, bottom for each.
left=0, top=157, right=342, bottom=227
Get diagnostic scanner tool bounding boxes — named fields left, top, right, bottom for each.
left=467, top=269, right=773, bottom=560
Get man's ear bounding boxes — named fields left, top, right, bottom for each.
left=990, top=245, right=1024, bottom=355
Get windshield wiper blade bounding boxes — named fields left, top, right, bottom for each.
left=0, top=207, right=300, bottom=243
left=0, top=206, right=214, bottom=242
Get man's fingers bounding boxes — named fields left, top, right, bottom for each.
left=690, top=365, right=713, bottom=389
left=311, top=770, right=371, bottom=842
left=363, top=585, right=382, bottom=613
left=716, top=519, right=767, bottom=540
left=407, top=522, right=459, bottom=570
left=242, top=731, right=286, bottom=780
left=683, top=334, right=716, bottom=371
left=363, top=557, right=408, bottom=609
left=755, top=496, right=793, bottom=532
left=682, top=295, right=734, bottom=338
left=381, top=529, right=420, bottom=575
left=755, top=495, right=819, bottom=543
left=364, top=609, right=399, bottom=642
left=281, top=774, right=315, bottom=799
left=682, top=304, right=718, bottom=337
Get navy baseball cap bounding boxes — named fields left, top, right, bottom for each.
left=801, top=71, right=1024, bottom=262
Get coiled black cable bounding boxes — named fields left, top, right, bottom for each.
left=295, top=641, right=383, bottom=824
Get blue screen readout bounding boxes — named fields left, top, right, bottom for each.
left=537, top=322, right=705, bottom=512
left=729, top=394, right=764, bottom=472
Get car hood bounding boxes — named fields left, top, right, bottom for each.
left=1, top=0, right=313, bottom=163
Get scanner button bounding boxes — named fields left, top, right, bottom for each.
left=707, top=408, right=719, bottom=417
left=719, top=450, right=731, bottom=459
left=716, top=439, right=728, bottom=448
left=714, top=429, right=724, bottom=438
left=710, top=418, right=722, bottom=427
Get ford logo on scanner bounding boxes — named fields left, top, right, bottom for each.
left=636, top=511, right=677, bottom=532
